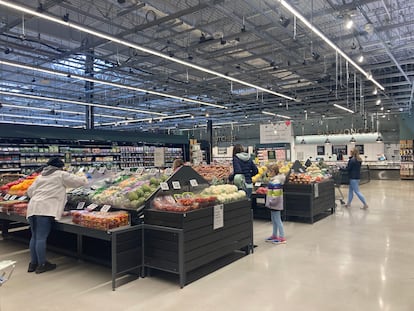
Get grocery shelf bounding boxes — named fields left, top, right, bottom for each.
left=0, top=168, right=21, bottom=172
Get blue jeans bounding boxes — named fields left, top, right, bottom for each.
left=28, top=216, right=54, bottom=265
left=348, top=179, right=367, bottom=205
left=271, top=210, right=285, bottom=238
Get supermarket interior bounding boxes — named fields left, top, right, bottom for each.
left=0, top=0, right=414, bottom=310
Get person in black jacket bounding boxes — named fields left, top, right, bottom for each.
left=344, top=148, right=368, bottom=209
left=230, top=144, right=258, bottom=199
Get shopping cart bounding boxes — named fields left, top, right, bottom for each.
left=330, top=167, right=346, bottom=206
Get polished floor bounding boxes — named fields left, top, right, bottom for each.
left=1, top=180, right=413, bottom=311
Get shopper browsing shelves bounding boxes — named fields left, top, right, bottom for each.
left=265, top=164, right=287, bottom=244
left=26, top=158, right=88, bottom=274
left=229, top=144, right=258, bottom=199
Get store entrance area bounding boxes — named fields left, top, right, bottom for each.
left=1, top=180, right=413, bottom=311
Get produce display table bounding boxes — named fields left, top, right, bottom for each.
left=251, top=193, right=271, bottom=220
left=338, top=166, right=370, bottom=185
left=0, top=212, right=142, bottom=290
left=283, top=179, right=335, bottom=223
left=143, top=200, right=253, bottom=288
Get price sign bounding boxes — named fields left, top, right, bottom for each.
left=88, top=167, right=95, bottom=174
left=68, top=166, right=74, bottom=173
left=165, top=168, right=173, bottom=175
left=314, top=183, right=319, bottom=198
left=189, top=179, right=198, bottom=187
left=172, top=181, right=181, bottom=190
left=256, top=198, right=266, bottom=204
left=3, top=194, right=11, bottom=200
left=123, top=167, right=131, bottom=175
left=111, top=167, right=118, bottom=173
left=136, top=167, right=144, bottom=175
left=255, top=182, right=262, bottom=187
left=9, top=195, right=17, bottom=201
left=160, top=182, right=169, bottom=191
left=98, top=167, right=106, bottom=174
left=101, top=205, right=111, bottom=212
left=18, top=196, right=27, bottom=201
left=86, top=203, right=98, bottom=211
left=213, top=204, right=224, bottom=230
left=76, top=202, right=85, bottom=210
left=149, top=168, right=158, bottom=175
left=78, top=167, right=85, bottom=173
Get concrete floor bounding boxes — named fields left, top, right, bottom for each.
left=1, top=180, right=413, bottom=311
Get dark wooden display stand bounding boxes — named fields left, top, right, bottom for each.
left=339, top=166, right=370, bottom=185
left=251, top=193, right=271, bottom=220
left=283, top=179, right=335, bottom=223
left=143, top=200, right=253, bottom=288
left=0, top=213, right=142, bottom=291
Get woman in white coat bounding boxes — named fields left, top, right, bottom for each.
left=26, top=158, right=88, bottom=274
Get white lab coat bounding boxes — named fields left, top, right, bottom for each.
left=27, top=167, right=88, bottom=220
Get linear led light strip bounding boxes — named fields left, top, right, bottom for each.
left=96, top=113, right=192, bottom=127
left=262, top=110, right=291, bottom=119
left=0, top=1, right=296, bottom=102
left=0, top=60, right=225, bottom=109
left=1, top=103, right=127, bottom=120
left=278, top=0, right=384, bottom=91
left=0, top=90, right=166, bottom=116
left=333, top=103, right=354, bottom=113
left=0, top=120, right=68, bottom=127
left=0, top=113, right=82, bottom=123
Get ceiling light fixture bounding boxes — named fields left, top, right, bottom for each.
left=333, top=103, right=354, bottom=113
left=0, top=113, right=82, bottom=123
left=373, top=88, right=378, bottom=95
left=96, top=114, right=192, bottom=127
left=0, top=1, right=296, bottom=102
left=278, top=0, right=384, bottom=91
left=344, top=15, right=354, bottom=29
left=376, top=99, right=381, bottom=105
left=0, top=103, right=126, bottom=120
left=0, top=90, right=166, bottom=116
left=300, top=138, right=306, bottom=144
left=357, top=54, right=364, bottom=63
left=376, top=136, right=383, bottom=143
left=262, top=111, right=291, bottom=119
left=0, top=60, right=226, bottom=109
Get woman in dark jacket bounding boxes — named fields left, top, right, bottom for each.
left=230, top=144, right=258, bottom=199
left=345, top=148, right=368, bottom=209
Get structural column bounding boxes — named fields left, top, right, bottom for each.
left=85, top=50, right=95, bottom=129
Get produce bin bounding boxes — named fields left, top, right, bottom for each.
left=283, top=179, right=335, bottom=223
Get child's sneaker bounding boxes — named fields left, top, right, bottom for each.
left=265, top=235, right=278, bottom=243
left=272, top=237, right=287, bottom=244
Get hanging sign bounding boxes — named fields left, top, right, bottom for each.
left=260, top=121, right=293, bottom=143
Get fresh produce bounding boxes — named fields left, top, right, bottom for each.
left=71, top=210, right=129, bottom=230
left=255, top=187, right=268, bottom=195
left=192, top=165, right=231, bottom=182
left=252, top=166, right=268, bottom=183
left=1, top=172, right=39, bottom=195
left=151, top=192, right=217, bottom=212
left=200, top=184, right=246, bottom=203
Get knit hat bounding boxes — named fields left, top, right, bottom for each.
left=47, top=157, right=64, bottom=168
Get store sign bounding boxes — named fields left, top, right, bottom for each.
left=260, top=121, right=293, bottom=143
left=213, top=204, right=224, bottom=230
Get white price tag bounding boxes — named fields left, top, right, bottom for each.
left=160, top=182, right=169, bottom=191
left=78, top=167, right=85, bottom=173
left=256, top=198, right=266, bottom=204
left=98, top=167, right=106, bottom=174
left=189, top=179, right=198, bottom=187
left=172, top=181, right=181, bottom=190
left=149, top=168, right=158, bottom=175
left=18, top=196, right=27, bottom=201
left=124, top=167, right=131, bottom=175
left=314, top=183, right=319, bottom=198
left=4, top=194, right=11, bottom=200
left=76, top=202, right=85, bottom=210
left=9, top=195, right=17, bottom=201
left=88, top=167, right=95, bottom=174
left=68, top=166, right=74, bottom=172
left=165, top=168, right=173, bottom=175
left=213, top=204, right=224, bottom=230
left=136, top=167, right=144, bottom=175
left=101, top=205, right=111, bottom=212
left=255, top=182, right=262, bottom=187
left=86, top=203, right=98, bottom=211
